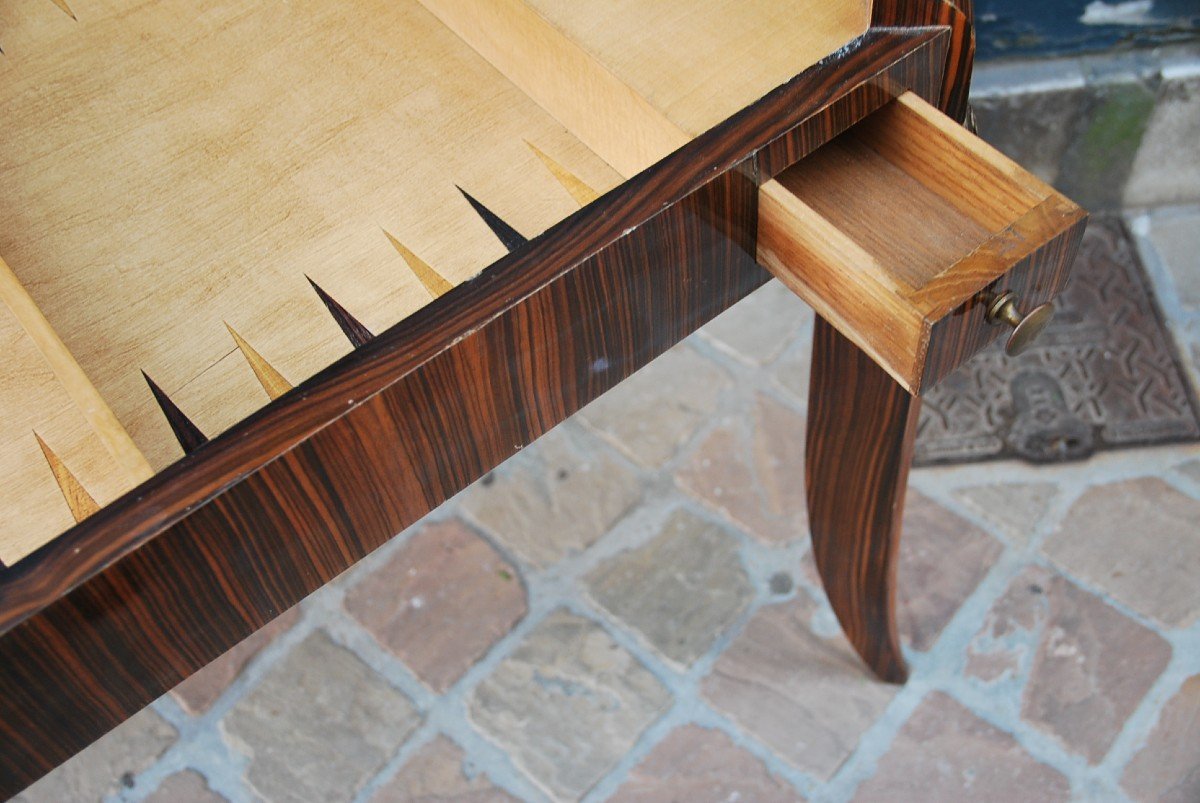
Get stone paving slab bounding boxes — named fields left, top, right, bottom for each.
left=15, top=709, right=177, bottom=803
left=852, top=692, right=1071, bottom=803
left=370, top=737, right=518, bottom=803
left=460, top=426, right=642, bottom=568
left=610, top=725, right=803, bottom=802
left=344, top=519, right=527, bottom=691
left=677, top=394, right=808, bottom=544
left=578, top=344, right=732, bottom=469
left=951, top=482, right=1059, bottom=548
left=467, top=610, right=671, bottom=801
left=697, top=279, right=814, bottom=367
left=171, top=606, right=302, bottom=715
left=1121, top=674, right=1200, bottom=802
left=585, top=508, right=752, bottom=668
left=222, top=632, right=421, bottom=803
left=896, top=491, right=1003, bottom=652
left=966, top=566, right=1172, bottom=764
left=702, top=593, right=897, bottom=780
left=973, top=49, right=1200, bottom=210
left=1042, top=477, right=1200, bottom=628
left=1142, top=206, right=1200, bottom=308
left=1125, top=75, right=1200, bottom=208
left=144, top=771, right=226, bottom=803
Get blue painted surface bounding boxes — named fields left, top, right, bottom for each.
left=976, top=0, right=1199, bottom=60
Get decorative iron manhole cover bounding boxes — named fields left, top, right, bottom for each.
left=915, top=215, right=1200, bottom=466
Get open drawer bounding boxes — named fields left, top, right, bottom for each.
left=758, top=91, right=1088, bottom=395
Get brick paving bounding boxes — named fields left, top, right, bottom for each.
left=17, top=156, right=1200, bottom=803
left=610, top=725, right=803, bottom=802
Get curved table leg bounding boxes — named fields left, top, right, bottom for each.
left=806, top=316, right=920, bottom=683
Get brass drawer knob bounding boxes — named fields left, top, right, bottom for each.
left=987, top=292, right=1053, bottom=357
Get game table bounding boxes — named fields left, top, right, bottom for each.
left=0, top=0, right=1085, bottom=794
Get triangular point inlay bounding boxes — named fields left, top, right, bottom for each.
left=305, top=276, right=374, bottom=348
left=34, top=432, right=99, bottom=522
left=225, top=323, right=293, bottom=400
left=49, top=0, right=77, bottom=20
left=525, top=141, right=600, bottom=207
left=142, top=371, right=208, bottom=455
left=383, top=230, right=453, bottom=299
left=456, top=186, right=528, bottom=253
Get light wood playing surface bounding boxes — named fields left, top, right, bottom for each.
left=526, top=0, right=871, bottom=144
left=0, top=0, right=867, bottom=563
left=419, top=0, right=870, bottom=176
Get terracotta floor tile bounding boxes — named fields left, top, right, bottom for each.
left=468, top=610, right=671, bottom=800
left=898, top=491, right=1003, bottom=651
left=702, top=594, right=895, bottom=780
left=611, top=725, right=803, bottom=802
left=345, top=519, right=526, bottom=692
left=1121, top=674, right=1200, bottom=803
left=966, top=566, right=1171, bottom=763
left=372, top=737, right=517, bottom=803
left=677, top=394, right=807, bottom=544
left=1043, top=477, right=1200, bottom=628
left=853, top=692, right=1070, bottom=803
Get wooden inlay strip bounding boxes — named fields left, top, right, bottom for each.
left=418, top=0, right=867, bottom=179
left=33, top=433, right=99, bottom=523
left=457, top=187, right=528, bottom=252
left=142, top=372, right=208, bottom=455
left=526, top=141, right=600, bottom=207
left=384, top=231, right=453, bottom=299
left=306, top=277, right=375, bottom=348
left=0, top=256, right=153, bottom=484
left=225, top=324, right=293, bottom=400
left=416, top=0, right=691, bottom=178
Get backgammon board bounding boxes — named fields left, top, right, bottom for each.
left=0, top=0, right=1084, bottom=794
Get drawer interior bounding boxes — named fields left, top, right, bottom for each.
left=0, top=0, right=869, bottom=565
left=758, top=91, right=1086, bottom=393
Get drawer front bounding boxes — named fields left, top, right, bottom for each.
left=923, top=201, right=1087, bottom=389
left=758, top=91, right=1087, bottom=395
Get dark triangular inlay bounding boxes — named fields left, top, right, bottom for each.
left=306, top=276, right=374, bottom=348
left=142, top=371, right=208, bottom=454
left=457, top=186, right=528, bottom=252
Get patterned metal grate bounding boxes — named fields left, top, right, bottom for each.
left=915, top=215, right=1200, bottom=465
